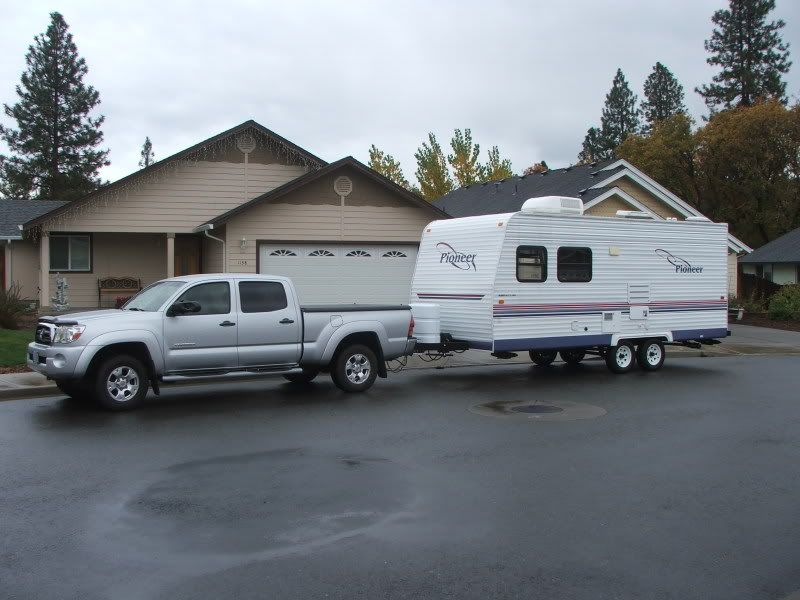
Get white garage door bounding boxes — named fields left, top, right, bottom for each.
left=259, top=244, right=418, bottom=305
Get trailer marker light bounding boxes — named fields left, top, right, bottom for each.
left=498, top=299, right=505, bottom=304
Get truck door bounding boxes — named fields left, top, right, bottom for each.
left=235, top=280, right=301, bottom=367
left=163, top=281, right=238, bottom=372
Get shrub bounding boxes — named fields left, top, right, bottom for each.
left=768, top=284, right=800, bottom=321
left=730, top=292, right=767, bottom=313
left=0, top=283, right=35, bottom=329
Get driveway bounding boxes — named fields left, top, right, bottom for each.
left=2, top=354, right=800, bottom=599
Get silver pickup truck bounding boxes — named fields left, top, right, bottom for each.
left=27, top=274, right=415, bottom=410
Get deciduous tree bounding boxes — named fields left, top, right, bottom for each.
left=481, top=146, right=514, bottom=181
left=414, top=133, right=453, bottom=201
left=368, top=144, right=410, bottom=188
left=0, top=12, right=108, bottom=200
left=447, top=129, right=482, bottom=187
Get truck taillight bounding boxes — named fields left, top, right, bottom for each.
left=408, top=317, right=415, bottom=338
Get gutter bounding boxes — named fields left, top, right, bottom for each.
left=194, top=223, right=226, bottom=273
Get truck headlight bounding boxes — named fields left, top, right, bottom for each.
left=53, top=324, right=86, bottom=344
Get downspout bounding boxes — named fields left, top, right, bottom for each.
left=197, top=225, right=226, bottom=274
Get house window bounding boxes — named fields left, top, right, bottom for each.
left=308, top=249, right=335, bottom=257
left=346, top=249, right=371, bottom=257
left=557, top=247, right=592, bottom=282
left=382, top=250, right=407, bottom=258
left=49, top=234, right=91, bottom=272
left=516, top=246, right=547, bottom=282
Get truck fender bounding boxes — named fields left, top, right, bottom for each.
left=74, top=330, right=165, bottom=378
left=320, top=321, right=390, bottom=365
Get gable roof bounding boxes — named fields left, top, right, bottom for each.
left=23, top=120, right=326, bottom=230
left=201, top=156, right=447, bottom=227
left=434, top=160, right=622, bottom=217
left=0, top=200, right=69, bottom=238
left=739, top=227, right=800, bottom=263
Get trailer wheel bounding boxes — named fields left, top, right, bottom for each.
left=331, top=344, right=377, bottom=393
left=604, top=341, right=636, bottom=374
left=637, top=340, right=665, bottom=371
left=283, top=369, right=320, bottom=384
left=529, top=350, right=557, bottom=366
left=559, top=349, right=586, bottom=365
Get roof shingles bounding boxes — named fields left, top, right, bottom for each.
left=739, top=227, right=800, bottom=263
left=0, top=200, right=69, bottom=238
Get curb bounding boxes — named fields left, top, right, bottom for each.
left=0, top=383, right=59, bottom=401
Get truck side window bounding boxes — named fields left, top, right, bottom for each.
left=239, top=281, right=288, bottom=313
left=557, top=247, right=592, bottom=282
left=516, top=246, right=547, bottom=282
left=176, top=282, right=231, bottom=315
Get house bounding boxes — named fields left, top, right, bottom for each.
left=739, top=226, right=800, bottom=285
left=434, top=159, right=751, bottom=295
left=3, top=120, right=446, bottom=309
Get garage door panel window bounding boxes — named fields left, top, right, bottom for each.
left=239, top=281, right=288, bottom=313
left=49, top=234, right=91, bottom=272
left=177, top=282, right=231, bottom=315
left=270, top=249, right=297, bottom=257
left=308, top=250, right=335, bottom=257
left=382, top=250, right=407, bottom=258
left=557, top=247, right=592, bottom=282
left=346, top=249, right=372, bottom=257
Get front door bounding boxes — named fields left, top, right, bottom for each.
left=236, top=279, right=301, bottom=367
left=174, top=235, right=202, bottom=276
left=163, top=280, right=238, bottom=372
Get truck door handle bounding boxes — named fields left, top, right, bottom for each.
left=279, top=318, right=295, bottom=324
left=219, top=321, right=236, bottom=327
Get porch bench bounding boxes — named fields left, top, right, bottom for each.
left=98, top=276, right=142, bottom=307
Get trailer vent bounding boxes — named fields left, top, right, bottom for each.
left=521, top=196, right=583, bottom=216
left=628, top=283, right=651, bottom=304
left=616, top=210, right=653, bottom=219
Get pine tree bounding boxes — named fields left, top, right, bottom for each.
left=139, top=137, right=154, bottom=168
left=578, top=69, right=640, bottom=162
left=368, top=144, right=410, bottom=188
left=447, top=129, right=481, bottom=187
left=697, top=0, right=792, bottom=111
left=641, top=63, right=686, bottom=129
left=481, top=146, right=514, bottom=181
left=0, top=12, right=108, bottom=201
left=414, top=133, right=453, bottom=201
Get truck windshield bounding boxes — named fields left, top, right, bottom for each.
left=122, top=281, right=185, bottom=312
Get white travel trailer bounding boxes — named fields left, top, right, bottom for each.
left=409, top=196, right=729, bottom=373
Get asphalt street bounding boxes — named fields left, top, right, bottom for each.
left=2, top=354, right=800, bottom=600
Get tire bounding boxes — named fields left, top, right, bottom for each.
left=56, top=380, right=93, bottom=401
left=605, top=341, right=636, bottom=374
left=331, top=344, right=378, bottom=393
left=559, top=349, right=586, bottom=365
left=637, top=340, right=665, bottom=371
left=283, top=369, right=320, bottom=384
left=93, top=354, right=149, bottom=411
left=529, top=350, right=557, bottom=366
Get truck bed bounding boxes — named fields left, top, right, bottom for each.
left=301, top=305, right=410, bottom=313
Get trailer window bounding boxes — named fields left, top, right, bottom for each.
left=516, top=246, right=547, bottom=282
left=557, top=247, right=592, bottom=282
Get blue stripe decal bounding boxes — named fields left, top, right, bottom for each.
left=494, top=334, right=613, bottom=352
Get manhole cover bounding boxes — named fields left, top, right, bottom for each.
left=510, top=404, right=563, bottom=414
left=470, top=400, right=606, bottom=421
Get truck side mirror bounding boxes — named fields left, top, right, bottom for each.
left=167, top=301, right=201, bottom=316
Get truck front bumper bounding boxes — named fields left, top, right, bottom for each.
left=26, top=342, right=86, bottom=380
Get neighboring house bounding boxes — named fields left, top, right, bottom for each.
left=3, top=120, right=446, bottom=309
left=739, top=226, right=800, bottom=285
left=434, top=159, right=752, bottom=295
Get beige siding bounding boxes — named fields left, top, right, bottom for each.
left=728, top=252, right=739, bottom=295
left=225, top=167, right=437, bottom=273
left=9, top=240, right=40, bottom=302
left=613, top=178, right=685, bottom=220
left=584, top=195, right=633, bottom=217
left=201, top=226, right=226, bottom=274
left=47, top=233, right=168, bottom=308
left=41, top=160, right=308, bottom=234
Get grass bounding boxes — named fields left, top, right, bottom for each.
left=0, top=328, right=33, bottom=367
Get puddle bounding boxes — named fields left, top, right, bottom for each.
left=470, top=399, right=606, bottom=421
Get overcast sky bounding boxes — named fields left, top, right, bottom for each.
left=1, top=0, right=799, bottom=184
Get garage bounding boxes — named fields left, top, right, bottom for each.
left=259, top=243, right=419, bottom=304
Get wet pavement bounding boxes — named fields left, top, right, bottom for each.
left=2, top=354, right=800, bottom=599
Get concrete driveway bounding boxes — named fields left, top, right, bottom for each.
left=2, top=353, right=800, bottom=599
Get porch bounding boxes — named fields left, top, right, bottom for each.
left=37, top=231, right=225, bottom=309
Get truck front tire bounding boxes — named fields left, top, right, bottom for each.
left=93, top=354, right=149, bottom=411
left=56, top=380, right=93, bottom=402
left=331, top=344, right=377, bottom=393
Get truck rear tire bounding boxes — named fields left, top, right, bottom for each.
left=93, top=354, right=149, bottom=411
left=605, top=341, right=636, bottom=374
left=529, top=350, right=557, bottom=366
left=284, top=369, right=320, bottom=384
left=331, top=344, right=377, bottom=393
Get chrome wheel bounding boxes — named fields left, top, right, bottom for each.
left=644, top=343, right=662, bottom=366
left=615, top=345, right=633, bottom=369
left=106, top=366, right=140, bottom=402
left=345, top=353, right=371, bottom=385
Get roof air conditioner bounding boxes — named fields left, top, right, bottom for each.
left=521, top=196, right=583, bottom=216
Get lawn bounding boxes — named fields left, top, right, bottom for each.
left=0, top=329, right=33, bottom=367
